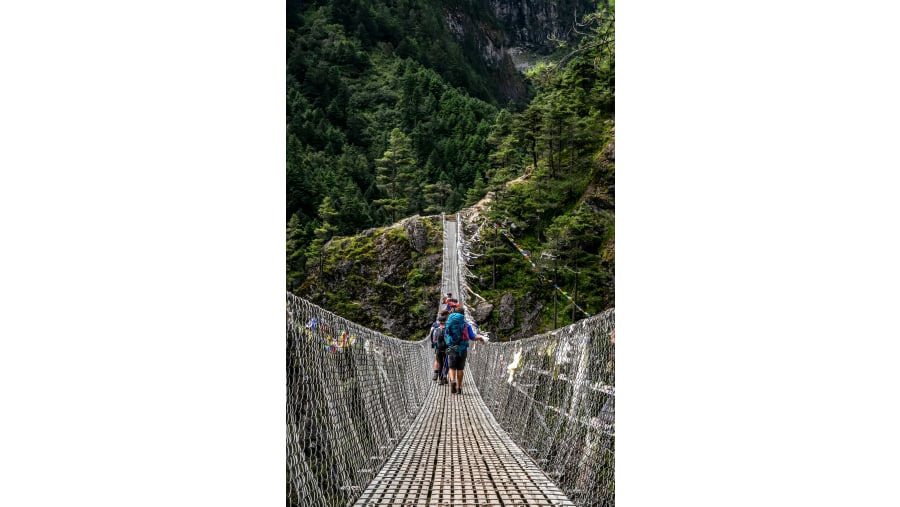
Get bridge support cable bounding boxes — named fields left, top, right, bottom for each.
left=286, top=293, right=432, bottom=507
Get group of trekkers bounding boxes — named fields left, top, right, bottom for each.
left=428, top=292, right=483, bottom=394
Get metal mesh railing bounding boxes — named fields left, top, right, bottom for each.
left=454, top=211, right=615, bottom=506
left=286, top=293, right=432, bottom=507
left=465, top=311, right=616, bottom=506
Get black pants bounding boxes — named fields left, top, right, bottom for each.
left=448, top=350, right=467, bottom=370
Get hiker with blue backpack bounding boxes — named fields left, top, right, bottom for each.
left=430, top=310, right=450, bottom=384
left=444, top=306, right=483, bottom=395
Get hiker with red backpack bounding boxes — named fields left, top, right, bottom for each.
left=443, top=293, right=461, bottom=313
left=444, top=306, right=483, bottom=395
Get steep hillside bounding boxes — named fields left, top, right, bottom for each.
left=465, top=7, right=615, bottom=338
left=463, top=126, right=615, bottom=340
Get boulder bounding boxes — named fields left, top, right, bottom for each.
left=403, top=216, right=429, bottom=254
left=499, top=292, right=516, bottom=331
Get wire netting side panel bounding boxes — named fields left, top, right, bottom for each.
left=286, top=293, right=432, bottom=507
left=467, top=309, right=615, bottom=507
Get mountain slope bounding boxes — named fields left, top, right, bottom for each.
left=293, top=3, right=615, bottom=340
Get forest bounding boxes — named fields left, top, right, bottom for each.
left=287, top=0, right=614, bottom=339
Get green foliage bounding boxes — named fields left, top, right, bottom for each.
left=465, top=4, right=616, bottom=338
left=286, top=213, right=310, bottom=291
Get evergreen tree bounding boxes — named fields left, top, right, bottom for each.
left=286, top=213, right=307, bottom=291
left=515, top=103, right=544, bottom=174
left=306, top=197, right=340, bottom=278
left=373, top=128, right=417, bottom=223
left=336, top=179, right=372, bottom=234
left=487, top=134, right=521, bottom=187
left=316, top=196, right=339, bottom=238
left=423, top=181, right=451, bottom=214
left=465, top=172, right=487, bottom=205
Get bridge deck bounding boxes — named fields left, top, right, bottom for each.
left=354, top=374, right=574, bottom=506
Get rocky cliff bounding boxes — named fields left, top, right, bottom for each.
left=299, top=215, right=444, bottom=340
left=443, top=0, right=595, bottom=101
left=485, top=0, right=595, bottom=52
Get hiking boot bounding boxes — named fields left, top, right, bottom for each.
left=439, top=378, right=448, bottom=385
left=432, top=373, right=438, bottom=381
left=450, top=384, right=457, bottom=394
left=457, top=386, right=463, bottom=395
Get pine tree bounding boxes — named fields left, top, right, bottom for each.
left=306, top=196, right=340, bottom=278
left=466, top=172, right=487, bottom=205
left=488, top=134, right=520, bottom=186
left=373, top=128, right=417, bottom=223
left=423, top=181, right=452, bottom=214
left=286, top=213, right=307, bottom=292
left=515, top=103, right=544, bottom=175
left=337, top=180, right=372, bottom=234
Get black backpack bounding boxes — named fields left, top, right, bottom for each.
left=432, top=325, right=447, bottom=351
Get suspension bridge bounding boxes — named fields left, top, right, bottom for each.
left=287, top=214, right=615, bottom=506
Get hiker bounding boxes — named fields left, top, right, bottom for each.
left=445, top=298, right=459, bottom=312
left=441, top=292, right=452, bottom=305
left=444, top=306, right=483, bottom=395
left=430, top=310, right=450, bottom=384
left=428, top=312, right=442, bottom=347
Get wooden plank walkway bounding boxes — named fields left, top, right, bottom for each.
left=353, top=374, right=575, bottom=506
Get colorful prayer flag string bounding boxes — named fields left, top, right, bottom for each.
left=307, top=317, right=357, bottom=352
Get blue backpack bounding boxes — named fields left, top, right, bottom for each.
left=444, top=313, right=470, bottom=351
